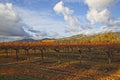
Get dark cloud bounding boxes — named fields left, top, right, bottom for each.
left=0, top=3, right=30, bottom=37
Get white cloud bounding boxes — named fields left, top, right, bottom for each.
left=87, top=9, right=111, bottom=24
left=0, top=2, right=68, bottom=40
left=0, top=0, right=119, bottom=41
left=85, top=0, right=116, bottom=24
left=85, top=0, right=120, bottom=33
left=16, top=7, right=68, bottom=39
left=101, top=19, right=120, bottom=32
left=53, top=1, right=80, bottom=34
left=53, top=1, right=73, bottom=15
left=0, top=35, right=22, bottom=42
left=0, top=3, right=30, bottom=37
left=85, top=0, right=115, bottom=10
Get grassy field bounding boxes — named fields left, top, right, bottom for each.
left=0, top=50, right=120, bottom=80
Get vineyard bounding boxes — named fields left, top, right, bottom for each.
left=0, top=42, right=120, bottom=80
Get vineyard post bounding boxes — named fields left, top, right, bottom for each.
left=88, top=47, right=92, bottom=60
left=106, top=47, right=112, bottom=65
left=107, top=52, right=112, bottom=64
left=69, top=46, right=74, bottom=64
left=40, top=48, right=44, bottom=61
left=40, top=47, right=46, bottom=61
left=5, top=48, right=8, bottom=57
left=66, top=46, right=70, bottom=64
left=33, top=48, right=37, bottom=55
left=78, top=49, right=82, bottom=64
left=9, top=48, right=12, bottom=56
left=25, top=48, right=30, bottom=60
left=54, top=47, right=61, bottom=64
left=24, top=48, right=27, bottom=60
left=15, top=49, right=19, bottom=61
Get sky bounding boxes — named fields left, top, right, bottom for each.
left=0, top=0, right=120, bottom=41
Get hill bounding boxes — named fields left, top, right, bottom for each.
left=15, top=38, right=35, bottom=42
left=56, top=32, right=120, bottom=43
left=14, top=32, right=120, bottom=43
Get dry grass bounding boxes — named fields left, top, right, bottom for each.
left=0, top=56, right=120, bottom=80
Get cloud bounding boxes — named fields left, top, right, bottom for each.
left=16, top=6, right=67, bottom=39
left=0, top=3, right=30, bottom=37
left=100, top=19, right=120, bottom=32
left=53, top=1, right=80, bottom=34
left=85, top=0, right=116, bottom=24
left=85, top=0, right=120, bottom=33
left=0, top=35, right=22, bottom=42
left=85, top=0, right=115, bottom=10
left=0, top=0, right=119, bottom=41
left=86, top=9, right=111, bottom=24
left=0, top=2, right=62, bottom=40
